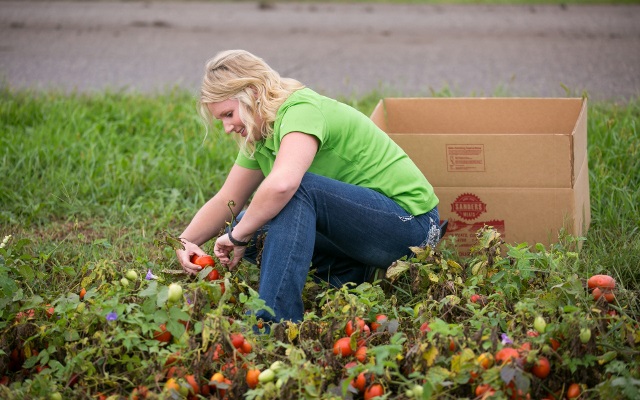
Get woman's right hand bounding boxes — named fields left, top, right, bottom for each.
left=176, top=239, right=207, bottom=275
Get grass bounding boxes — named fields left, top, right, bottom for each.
left=1, top=85, right=638, bottom=290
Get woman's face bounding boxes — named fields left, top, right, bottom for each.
left=207, top=99, right=249, bottom=139
left=207, top=99, right=263, bottom=142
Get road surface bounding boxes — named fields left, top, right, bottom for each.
left=1, top=1, right=639, bottom=102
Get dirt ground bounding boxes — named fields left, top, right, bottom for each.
left=1, top=1, right=639, bottom=102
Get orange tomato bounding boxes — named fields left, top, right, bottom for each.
left=496, top=347, right=521, bottom=364
left=355, top=346, right=367, bottom=363
left=240, top=339, right=253, bottom=354
left=210, top=372, right=225, bottom=384
left=246, top=368, right=260, bottom=389
left=351, top=372, right=369, bottom=392
left=566, top=383, right=581, bottom=399
left=532, top=356, right=551, bottom=379
left=79, top=288, right=86, bottom=300
left=477, top=352, right=494, bottom=369
left=164, top=378, right=180, bottom=392
left=587, top=274, right=615, bottom=290
left=185, top=374, right=200, bottom=395
left=476, top=384, right=494, bottom=396
left=364, top=383, right=385, bottom=399
left=592, top=287, right=615, bottom=303
left=333, top=337, right=354, bottom=357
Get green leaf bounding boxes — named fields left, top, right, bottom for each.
left=139, top=281, right=158, bottom=297
left=598, top=351, right=618, bottom=365
left=17, top=264, right=35, bottom=280
left=64, top=329, right=80, bottom=342
left=157, top=285, right=169, bottom=307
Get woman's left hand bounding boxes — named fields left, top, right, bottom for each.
left=213, top=234, right=246, bottom=269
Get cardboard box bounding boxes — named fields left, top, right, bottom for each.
left=370, top=97, right=590, bottom=255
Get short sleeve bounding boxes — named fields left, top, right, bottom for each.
left=234, top=151, right=260, bottom=170
left=277, top=103, right=327, bottom=147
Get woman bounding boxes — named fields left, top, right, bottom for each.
left=176, top=49, right=440, bottom=324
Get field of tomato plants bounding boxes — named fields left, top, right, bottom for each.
left=1, top=86, right=639, bottom=399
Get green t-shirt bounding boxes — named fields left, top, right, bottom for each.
left=235, top=88, right=438, bottom=216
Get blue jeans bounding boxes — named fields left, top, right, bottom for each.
left=232, top=173, right=440, bottom=323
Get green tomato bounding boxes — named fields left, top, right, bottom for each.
left=413, top=385, right=423, bottom=397
left=125, top=269, right=138, bottom=281
left=167, top=283, right=183, bottom=303
left=534, top=315, right=547, bottom=334
left=49, top=393, right=62, bottom=400
left=269, top=360, right=284, bottom=372
left=120, top=277, right=130, bottom=287
left=258, top=368, right=275, bottom=383
left=579, top=328, right=591, bottom=343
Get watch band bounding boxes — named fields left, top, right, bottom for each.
left=228, top=229, right=250, bottom=247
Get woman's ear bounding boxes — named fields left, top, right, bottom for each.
left=250, top=86, right=261, bottom=105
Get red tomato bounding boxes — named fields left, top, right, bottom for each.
left=566, top=383, right=581, bottom=399
left=346, top=317, right=369, bottom=337
left=370, top=314, right=388, bottom=332
left=205, top=269, right=220, bottom=281
left=230, top=333, right=245, bottom=349
left=419, top=321, right=431, bottom=333
left=333, top=337, right=353, bottom=357
left=532, top=356, right=551, bottom=379
left=191, top=254, right=215, bottom=268
left=153, top=323, right=172, bottom=343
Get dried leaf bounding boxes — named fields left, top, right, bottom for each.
left=422, top=344, right=438, bottom=367
left=287, top=322, right=299, bottom=342
left=386, top=260, right=410, bottom=281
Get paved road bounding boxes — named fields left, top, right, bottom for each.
left=1, top=1, right=639, bottom=102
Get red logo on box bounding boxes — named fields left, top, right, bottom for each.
left=451, top=193, right=487, bottom=220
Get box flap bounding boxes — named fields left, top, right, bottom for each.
left=371, top=97, right=587, bottom=189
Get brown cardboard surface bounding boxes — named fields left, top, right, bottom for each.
left=435, top=159, right=591, bottom=256
left=371, top=97, right=588, bottom=188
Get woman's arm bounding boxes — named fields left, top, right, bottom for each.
left=213, top=132, right=319, bottom=267
left=177, top=164, right=264, bottom=274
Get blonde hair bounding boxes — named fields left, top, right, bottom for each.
left=198, top=50, right=305, bottom=156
